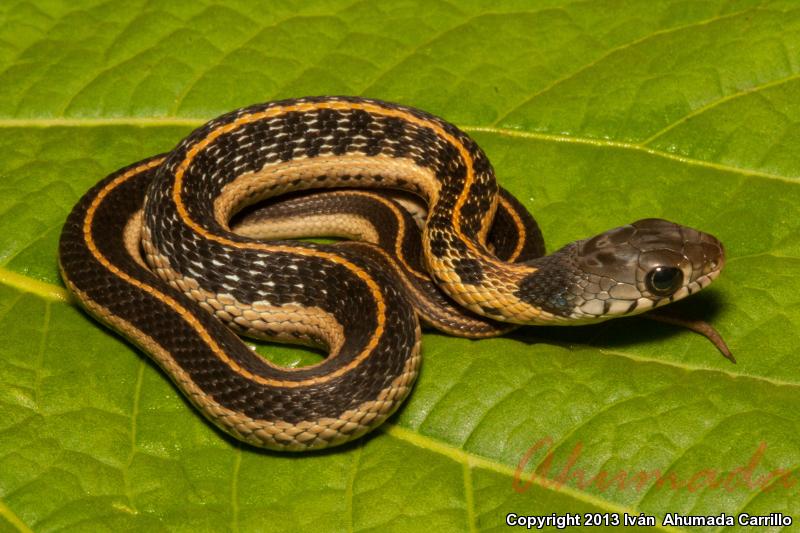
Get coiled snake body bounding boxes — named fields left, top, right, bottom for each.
left=59, top=97, right=725, bottom=450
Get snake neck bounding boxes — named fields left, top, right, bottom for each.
left=421, top=217, right=571, bottom=325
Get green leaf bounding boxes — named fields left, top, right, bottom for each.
left=1, top=1, right=799, bottom=532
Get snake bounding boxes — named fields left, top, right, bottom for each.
left=58, top=96, right=726, bottom=451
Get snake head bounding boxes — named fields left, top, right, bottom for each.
left=565, top=218, right=725, bottom=321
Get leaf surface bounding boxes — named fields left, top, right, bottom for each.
left=1, top=1, right=798, bottom=532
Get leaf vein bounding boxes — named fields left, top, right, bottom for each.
left=384, top=424, right=686, bottom=533
left=492, top=6, right=760, bottom=126
left=0, top=498, right=34, bottom=533
left=345, top=441, right=362, bottom=533
left=0, top=268, right=68, bottom=303
left=230, top=444, right=242, bottom=533
left=463, top=126, right=798, bottom=185
left=640, top=72, right=800, bottom=146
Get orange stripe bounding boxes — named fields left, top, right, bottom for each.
left=353, top=191, right=429, bottom=282
left=497, top=194, right=527, bottom=262
left=83, top=159, right=389, bottom=388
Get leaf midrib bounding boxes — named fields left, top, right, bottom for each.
left=0, top=117, right=793, bottom=187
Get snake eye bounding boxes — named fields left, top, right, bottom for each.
left=646, top=266, right=683, bottom=296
